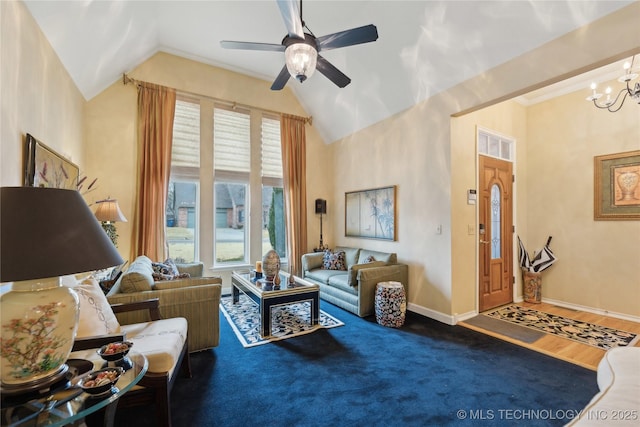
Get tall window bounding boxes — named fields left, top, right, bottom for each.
left=168, top=97, right=286, bottom=268
left=213, top=107, right=250, bottom=264
left=262, top=116, right=286, bottom=259
left=167, top=98, right=200, bottom=262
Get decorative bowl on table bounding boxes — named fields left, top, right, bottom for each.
left=78, top=367, right=124, bottom=396
left=97, top=341, right=133, bottom=362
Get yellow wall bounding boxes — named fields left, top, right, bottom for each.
left=3, top=1, right=639, bottom=320
left=330, top=3, right=640, bottom=322
left=0, top=0, right=84, bottom=187
left=450, top=100, right=528, bottom=317
left=83, top=52, right=331, bottom=271
left=525, top=84, right=640, bottom=317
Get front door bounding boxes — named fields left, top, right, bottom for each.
left=478, top=155, right=513, bottom=311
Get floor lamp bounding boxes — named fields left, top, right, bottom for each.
left=315, top=199, right=326, bottom=251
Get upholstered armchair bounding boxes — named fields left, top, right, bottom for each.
left=68, top=276, right=191, bottom=427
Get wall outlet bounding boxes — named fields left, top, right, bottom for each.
left=468, top=224, right=475, bottom=235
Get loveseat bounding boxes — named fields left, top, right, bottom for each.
left=106, top=255, right=222, bottom=352
left=301, top=246, right=408, bottom=317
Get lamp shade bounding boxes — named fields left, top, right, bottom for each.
left=94, top=198, right=128, bottom=223
left=0, top=187, right=124, bottom=282
left=285, top=42, right=317, bottom=83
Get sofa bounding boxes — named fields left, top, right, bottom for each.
left=567, top=346, right=640, bottom=426
left=301, top=246, right=409, bottom=317
left=106, top=255, right=222, bottom=352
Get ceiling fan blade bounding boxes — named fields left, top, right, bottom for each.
left=277, top=0, right=305, bottom=39
left=316, top=24, right=379, bottom=52
left=316, top=55, right=351, bottom=88
left=271, top=65, right=291, bottom=90
left=220, top=40, right=285, bottom=52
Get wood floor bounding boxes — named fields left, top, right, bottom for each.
left=459, top=302, right=640, bottom=371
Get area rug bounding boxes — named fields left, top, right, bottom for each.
left=462, top=314, right=545, bottom=344
left=486, top=305, right=639, bottom=350
left=220, top=294, right=344, bottom=348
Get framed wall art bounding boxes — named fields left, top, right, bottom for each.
left=24, top=133, right=79, bottom=190
left=345, top=185, right=396, bottom=240
left=594, top=150, right=640, bottom=220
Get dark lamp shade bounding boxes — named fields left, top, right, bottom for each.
left=0, top=187, right=124, bottom=282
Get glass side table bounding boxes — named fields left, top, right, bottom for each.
left=1, top=349, right=148, bottom=427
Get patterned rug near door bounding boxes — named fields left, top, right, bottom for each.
left=220, top=294, right=344, bottom=348
left=485, top=305, right=639, bottom=350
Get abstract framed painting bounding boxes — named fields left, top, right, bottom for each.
left=594, top=150, right=640, bottom=220
left=345, top=185, right=396, bottom=240
left=24, top=133, right=79, bottom=190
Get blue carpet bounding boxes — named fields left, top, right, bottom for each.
left=116, top=301, right=598, bottom=426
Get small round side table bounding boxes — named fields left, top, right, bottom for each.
left=375, top=281, right=407, bottom=328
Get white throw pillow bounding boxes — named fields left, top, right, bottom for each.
left=66, top=275, right=121, bottom=338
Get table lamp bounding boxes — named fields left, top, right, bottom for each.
left=0, top=187, right=124, bottom=395
left=94, top=197, right=128, bottom=247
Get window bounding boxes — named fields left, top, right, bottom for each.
left=167, top=99, right=200, bottom=262
left=261, top=116, right=286, bottom=260
left=478, top=129, right=514, bottom=161
left=168, top=97, right=286, bottom=268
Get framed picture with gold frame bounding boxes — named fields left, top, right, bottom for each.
left=24, top=133, right=79, bottom=190
left=594, top=150, right=640, bottom=220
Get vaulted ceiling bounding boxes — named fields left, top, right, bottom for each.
left=23, top=1, right=633, bottom=143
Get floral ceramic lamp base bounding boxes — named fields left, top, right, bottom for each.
left=0, top=278, right=79, bottom=395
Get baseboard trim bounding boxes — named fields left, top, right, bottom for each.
left=407, top=303, right=458, bottom=325
left=541, top=297, right=640, bottom=324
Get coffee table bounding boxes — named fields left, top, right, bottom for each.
left=231, top=270, right=320, bottom=338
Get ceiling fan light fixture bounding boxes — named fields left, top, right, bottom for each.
left=285, top=42, right=317, bottom=83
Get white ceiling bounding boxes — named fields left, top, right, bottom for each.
left=23, top=0, right=634, bottom=143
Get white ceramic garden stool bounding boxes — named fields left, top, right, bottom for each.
left=375, top=281, right=407, bottom=328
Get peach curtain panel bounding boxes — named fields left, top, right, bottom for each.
left=280, top=114, right=308, bottom=276
left=130, top=83, right=176, bottom=262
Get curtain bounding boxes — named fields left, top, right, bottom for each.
left=130, top=83, right=176, bottom=262
left=280, top=114, right=308, bottom=277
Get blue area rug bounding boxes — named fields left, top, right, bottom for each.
left=220, top=294, right=344, bottom=347
left=116, top=301, right=599, bottom=427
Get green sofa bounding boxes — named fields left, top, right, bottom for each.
left=301, top=246, right=409, bottom=317
left=106, top=255, right=222, bottom=352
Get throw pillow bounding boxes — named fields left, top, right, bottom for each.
left=322, top=250, right=347, bottom=271
left=163, top=258, right=181, bottom=276
left=151, top=260, right=190, bottom=281
left=67, top=275, right=121, bottom=338
left=363, top=255, right=376, bottom=263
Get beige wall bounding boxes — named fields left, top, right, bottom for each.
left=1, top=0, right=84, bottom=187
left=450, top=100, right=528, bottom=317
left=4, top=1, right=638, bottom=320
left=525, top=84, right=640, bottom=317
left=330, top=3, right=640, bottom=322
left=84, top=52, right=331, bottom=273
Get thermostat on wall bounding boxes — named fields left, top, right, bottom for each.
left=467, top=189, right=477, bottom=205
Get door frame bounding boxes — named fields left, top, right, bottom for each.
left=475, top=126, right=519, bottom=313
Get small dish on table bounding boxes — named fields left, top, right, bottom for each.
left=97, top=341, right=134, bottom=370
left=78, top=367, right=124, bottom=398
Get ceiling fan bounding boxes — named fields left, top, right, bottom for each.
left=220, top=0, right=378, bottom=90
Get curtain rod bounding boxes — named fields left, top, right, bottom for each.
left=122, top=74, right=312, bottom=125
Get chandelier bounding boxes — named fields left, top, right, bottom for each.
left=586, top=56, right=640, bottom=112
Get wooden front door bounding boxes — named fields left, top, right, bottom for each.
left=478, top=155, right=513, bottom=311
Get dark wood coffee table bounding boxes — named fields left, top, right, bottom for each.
left=231, top=271, right=320, bottom=338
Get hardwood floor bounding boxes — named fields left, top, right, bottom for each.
left=459, top=302, right=640, bottom=371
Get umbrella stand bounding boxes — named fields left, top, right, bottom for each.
left=523, top=269, right=542, bottom=303
left=518, top=235, right=557, bottom=303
